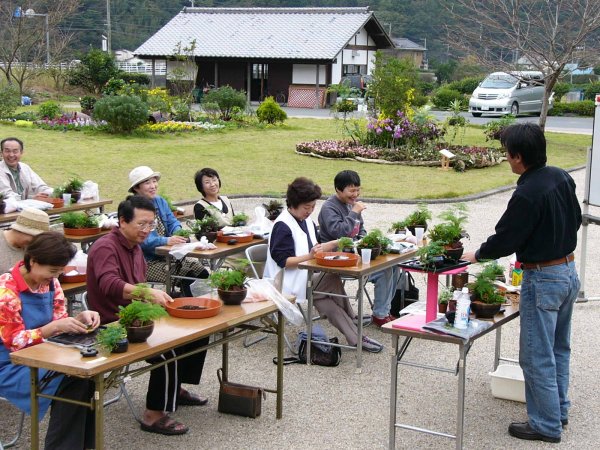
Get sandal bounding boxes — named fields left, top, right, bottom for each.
left=140, top=415, right=189, bottom=436
left=177, top=389, right=208, bottom=406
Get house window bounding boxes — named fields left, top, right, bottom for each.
left=252, top=64, right=268, bottom=79
left=343, top=64, right=367, bottom=75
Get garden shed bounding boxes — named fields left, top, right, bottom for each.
left=134, top=6, right=394, bottom=108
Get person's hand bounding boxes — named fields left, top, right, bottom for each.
left=54, top=317, right=91, bottom=335
left=309, top=243, right=323, bottom=257
left=351, top=201, right=366, bottom=214
left=462, top=251, right=478, bottom=263
left=34, top=193, right=50, bottom=201
left=75, top=311, right=101, bottom=332
left=151, top=288, right=173, bottom=306
left=167, top=236, right=187, bottom=246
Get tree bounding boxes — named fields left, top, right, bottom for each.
left=68, top=48, right=120, bottom=94
left=443, top=0, right=600, bottom=130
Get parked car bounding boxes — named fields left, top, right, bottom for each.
left=468, top=71, right=554, bottom=117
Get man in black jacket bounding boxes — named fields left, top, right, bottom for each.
left=465, top=123, right=581, bottom=444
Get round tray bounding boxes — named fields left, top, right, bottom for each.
left=59, top=266, right=86, bottom=283
left=216, top=231, right=254, bottom=243
left=63, top=227, right=101, bottom=236
left=315, top=251, right=359, bottom=267
left=165, top=297, right=222, bottom=319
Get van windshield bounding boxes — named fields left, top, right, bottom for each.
left=480, top=74, right=517, bottom=89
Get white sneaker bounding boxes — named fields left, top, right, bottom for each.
left=353, top=314, right=373, bottom=327
left=361, top=336, right=383, bottom=353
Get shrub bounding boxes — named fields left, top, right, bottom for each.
left=68, top=49, right=120, bottom=94
left=446, top=76, right=483, bottom=95
left=80, top=96, right=97, bottom=112
left=38, top=101, right=62, bottom=119
left=432, top=88, right=465, bottom=109
left=548, top=100, right=594, bottom=117
left=171, top=98, right=191, bottom=121
left=0, top=85, right=20, bottom=119
left=256, top=97, right=287, bottom=124
left=145, top=88, right=171, bottom=114
left=583, top=81, right=600, bottom=100
left=13, top=111, right=39, bottom=121
left=93, top=95, right=148, bottom=133
left=102, top=77, right=126, bottom=96
left=201, top=86, right=247, bottom=121
left=484, top=115, right=516, bottom=141
left=552, top=82, right=572, bottom=102
left=118, top=72, right=150, bottom=86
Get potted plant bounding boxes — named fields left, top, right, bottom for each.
left=160, top=191, right=184, bottom=216
left=468, top=261, right=505, bottom=318
left=438, top=286, right=453, bottom=313
left=356, top=229, right=392, bottom=260
left=209, top=261, right=249, bottom=305
left=391, top=203, right=432, bottom=235
left=60, top=212, right=101, bottom=236
left=118, top=283, right=168, bottom=343
left=48, top=186, right=65, bottom=208
left=263, top=199, right=284, bottom=221
left=95, top=324, right=128, bottom=354
left=428, top=204, right=469, bottom=261
left=186, top=216, right=219, bottom=242
left=64, top=176, right=84, bottom=202
left=173, top=228, right=192, bottom=242
left=416, top=240, right=446, bottom=269
left=337, top=236, right=355, bottom=253
left=232, top=212, right=249, bottom=227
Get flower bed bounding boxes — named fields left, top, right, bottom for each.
left=35, top=114, right=106, bottom=131
left=139, top=121, right=224, bottom=133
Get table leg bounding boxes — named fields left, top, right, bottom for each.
left=306, top=269, right=314, bottom=365
left=426, top=273, right=440, bottom=323
left=276, top=310, right=284, bottom=419
left=388, top=335, right=399, bottom=449
left=222, top=329, right=229, bottom=378
left=29, top=368, right=39, bottom=450
left=456, top=344, right=467, bottom=450
left=493, top=327, right=502, bottom=371
left=165, top=254, right=172, bottom=294
left=94, top=374, right=105, bottom=450
left=356, top=274, right=366, bottom=370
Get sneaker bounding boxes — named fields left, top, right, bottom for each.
left=353, top=314, right=373, bottom=327
left=371, top=315, right=393, bottom=327
left=361, top=336, right=383, bottom=353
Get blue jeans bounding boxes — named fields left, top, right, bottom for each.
left=368, top=266, right=399, bottom=317
left=519, top=261, right=579, bottom=438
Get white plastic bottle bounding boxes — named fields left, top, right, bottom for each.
left=453, top=287, right=471, bottom=329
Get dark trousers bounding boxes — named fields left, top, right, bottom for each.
left=145, top=337, right=209, bottom=412
left=44, top=376, right=95, bottom=450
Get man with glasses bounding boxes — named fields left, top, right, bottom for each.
left=0, top=137, right=53, bottom=200
left=87, top=195, right=208, bottom=436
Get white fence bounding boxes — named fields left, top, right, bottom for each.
left=116, top=61, right=166, bottom=75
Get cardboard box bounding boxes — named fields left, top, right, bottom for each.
left=489, top=364, right=526, bottom=403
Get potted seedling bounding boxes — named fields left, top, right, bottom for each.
left=263, top=199, right=284, bottom=221
left=468, top=261, right=505, bottom=318
left=337, top=236, right=355, bottom=253
left=438, top=286, right=453, bottom=313
left=64, top=176, right=84, bottom=202
left=95, top=324, right=128, bottom=354
left=416, top=240, right=446, bottom=270
left=60, top=211, right=101, bottom=236
left=209, top=260, right=249, bottom=305
left=173, top=228, right=192, bottom=242
left=232, top=212, right=249, bottom=227
left=428, top=204, right=469, bottom=261
left=48, top=186, right=65, bottom=208
left=118, top=283, right=168, bottom=343
left=186, top=216, right=219, bottom=242
left=356, top=229, right=392, bottom=260
left=391, top=203, right=432, bottom=235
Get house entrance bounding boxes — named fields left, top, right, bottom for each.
left=251, top=63, right=269, bottom=101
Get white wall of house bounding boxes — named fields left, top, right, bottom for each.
left=332, top=51, right=342, bottom=84
left=292, top=64, right=327, bottom=85
left=336, top=26, right=378, bottom=77
left=166, top=60, right=196, bottom=80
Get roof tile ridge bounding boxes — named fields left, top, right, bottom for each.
left=182, top=7, right=370, bottom=14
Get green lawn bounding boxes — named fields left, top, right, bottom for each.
left=0, top=119, right=589, bottom=211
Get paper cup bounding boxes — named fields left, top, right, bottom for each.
left=361, top=248, right=372, bottom=264
left=62, top=193, right=72, bottom=205
left=415, top=227, right=425, bottom=246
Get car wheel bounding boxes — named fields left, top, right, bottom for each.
left=471, top=112, right=482, bottom=117
left=510, top=102, right=519, bottom=116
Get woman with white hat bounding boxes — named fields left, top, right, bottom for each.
left=0, top=208, right=50, bottom=273
left=128, top=166, right=208, bottom=296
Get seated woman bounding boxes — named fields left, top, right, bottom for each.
left=128, top=166, right=208, bottom=296
left=264, top=177, right=383, bottom=352
left=193, top=167, right=235, bottom=226
left=0, top=232, right=101, bottom=449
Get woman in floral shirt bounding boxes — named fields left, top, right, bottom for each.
left=0, top=232, right=100, bottom=449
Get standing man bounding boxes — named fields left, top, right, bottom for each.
left=87, top=195, right=208, bottom=436
left=0, top=137, right=53, bottom=201
left=464, top=123, right=581, bottom=444
left=318, top=170, right=399, bottom=326
left=0, top=208, right=50, bottom=273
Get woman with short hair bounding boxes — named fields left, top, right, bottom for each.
left=193, top=167, right=235, bottom=227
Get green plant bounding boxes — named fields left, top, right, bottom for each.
left=552, top=82, right=572, bottom=102
left=432, top=87, right=465, bottom=109
left=92, top=95, right=149, bottom=133
left=0, top=85, right=21, bottom=119
left=173, top=229, right=192, bottom=238
left=416, top=240, right=445, bottom=267
left=201, top=86, right=247, bottom=121
left=470, top=261, right=505, bottom=304
left=232, top=212, right=249, bottom=226
left=159, top=191, right=177, bottom=212
left=68, top=48, right=120, bottom=94
left=38, top=101, right=62, bottom=120
left=102, top=77, right=126, bottom=96
left=438, top=286, right=454, bottom=304
left=484, top=115, right=516, bottom=141
left=60, top=212, right=100, bottom=229
left=428, top=204, right=468, bottom=246
left=357, top=229, right=392, bottom=253
left=256, top=97, right=287, bottom=124
left=391, top=204, right=431, bottom=231
left=52, top=185, right=66, bottom=198
left=95, top=324, right=127, bottom=353
left=118, top=300, right=167, bottom=327
left=186, top=216, right=219, bottom=233
left=64, top=176, right=84, bottom=193
left=263, top=199, right=284, bottom=220
left=80, top=95, right=97, bottom=112
left=548, top=100, right=594, bottom=117
left=209, top=264, right=249, bottom=291
left=337, top=236, right=355, bottom=252
left=118, top=72, right=150, bottom=86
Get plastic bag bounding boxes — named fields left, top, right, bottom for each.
left=248, top=206, right=273, bottom=236
left=67, top=250, right=88, bottom=274
left=246, top=278, right=304, bottom=326
left=80, top=180, right=99, bottom=202
left=169, top=238, right=216, bottom=260
left=3, top=196, right=18, bottom=213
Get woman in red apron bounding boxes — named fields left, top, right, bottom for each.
left=0, top=231, right=100, bottom=449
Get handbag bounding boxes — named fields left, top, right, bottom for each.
left=390, top=272, right=420, bottom=317
left=217, top=368, right=265, bottom=418
left=298, top=336, right=342, bottom=367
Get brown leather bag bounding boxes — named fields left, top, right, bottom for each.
left=217, top=368, right=265, bottom=418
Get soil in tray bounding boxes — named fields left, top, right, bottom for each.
left=177, top=305, right=207, bottom=310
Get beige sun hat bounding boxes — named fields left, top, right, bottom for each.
left=128, top=166, right=161, bottom=193
left=10, top=208, right=50, bottom=236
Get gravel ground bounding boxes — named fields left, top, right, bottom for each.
left=3, top=168, right=599, bottom=450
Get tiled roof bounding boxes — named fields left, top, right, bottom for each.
left=392, top=37, right=426, bottom=51
left=135, top=7, right=386, bottom=60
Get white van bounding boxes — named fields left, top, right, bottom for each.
left=468, top=71, right=553, bottom=117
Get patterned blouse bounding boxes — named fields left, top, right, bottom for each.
left=0, top=262, right=66, bottom=352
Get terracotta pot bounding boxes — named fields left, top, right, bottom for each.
left=470, top=301, right=502, bottom=319
left=112, top=338, right=129, bottom=353
left=439, top=302, right=448, bottom=313
left=63, top=227, right=101, bottom=236
left=217, top=287, right=247, bottom=305
left=126, top=322, right=154, bottom=343
left=48, top=198, right=64, bottom=209
left=195, top=231, right=217, bottom=243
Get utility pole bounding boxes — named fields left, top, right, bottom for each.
left=106, top=0, right=112, bottom=53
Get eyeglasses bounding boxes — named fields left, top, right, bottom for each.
left=135, top=221, right=157, bottom=231
left=2, top=149, right=21, bottom=155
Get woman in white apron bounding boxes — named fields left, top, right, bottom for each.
left=193, top=167, right=235, bottom=227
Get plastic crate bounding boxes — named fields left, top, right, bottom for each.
left=489, top=364, right=526, bottom=403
